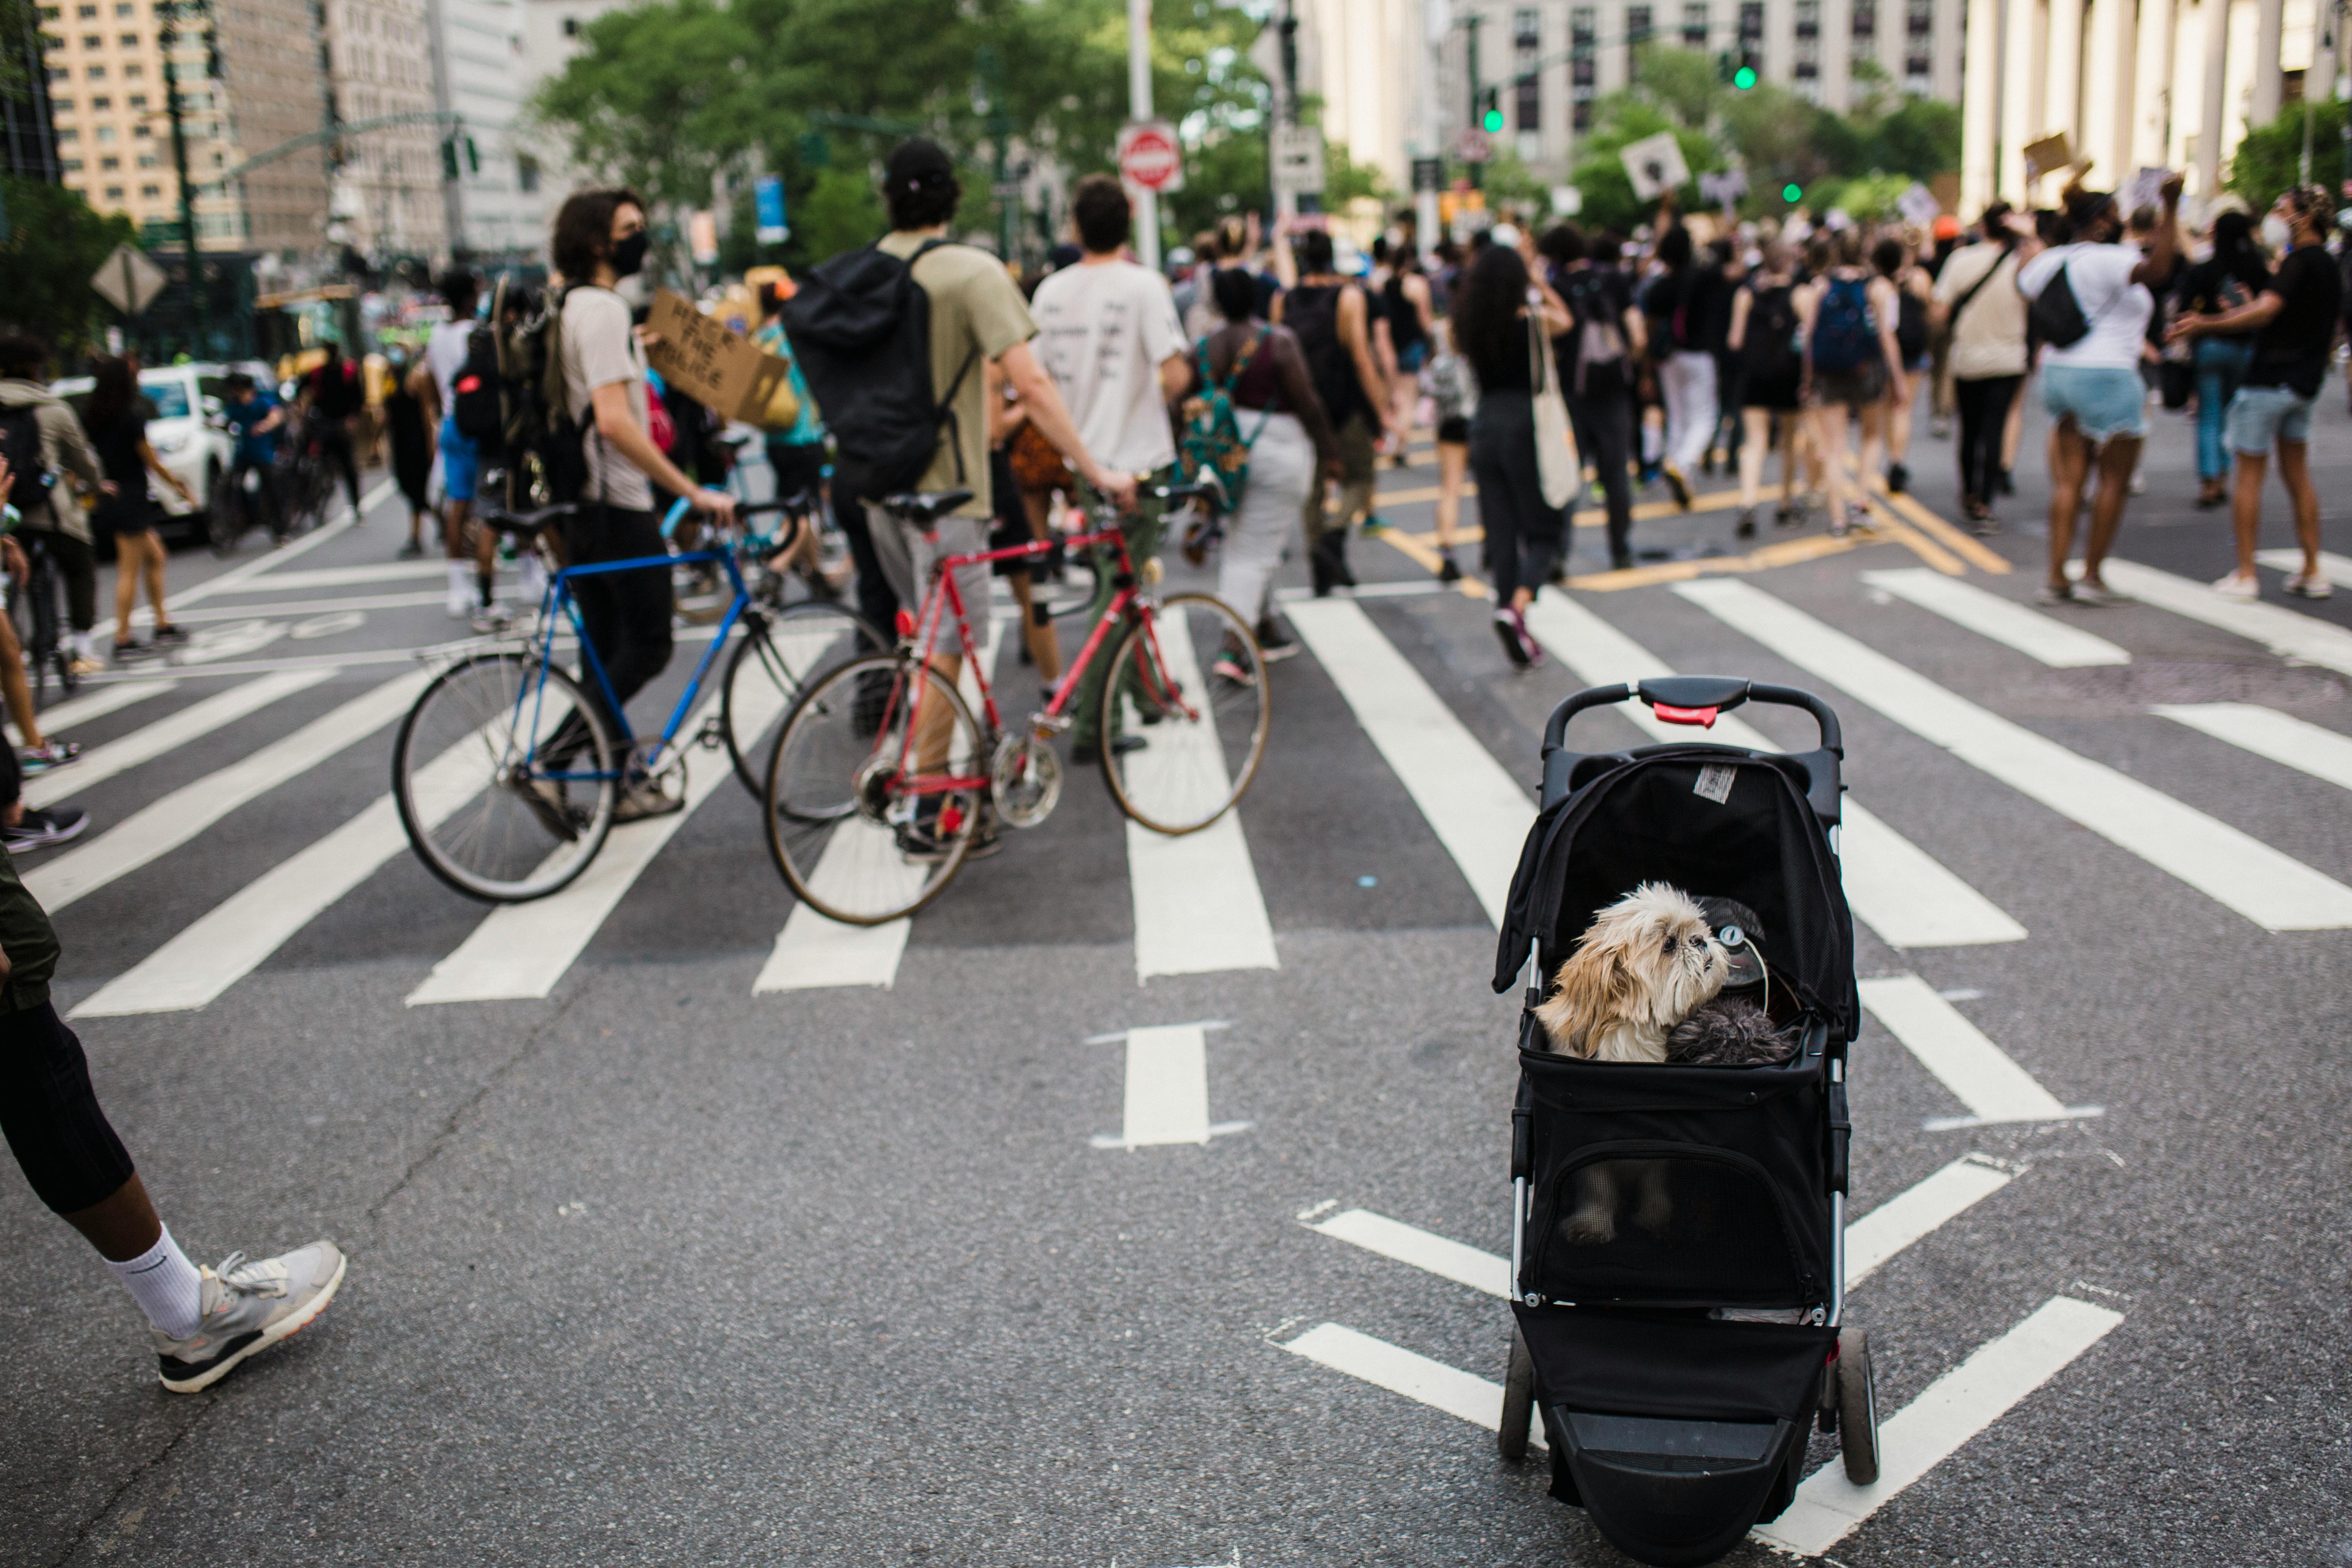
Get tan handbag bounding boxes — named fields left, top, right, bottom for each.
left=1529, top=292, right=1579, bottom=510
left=758, top=372, right=802, bottom=432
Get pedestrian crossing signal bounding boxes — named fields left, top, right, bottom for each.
left=1734, top=65, right=1757, bottom=89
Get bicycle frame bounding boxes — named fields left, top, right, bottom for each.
left=513, top=543, right=754, bottom=784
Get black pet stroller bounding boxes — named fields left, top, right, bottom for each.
left=1488, top=677, right=1878, bottom=1568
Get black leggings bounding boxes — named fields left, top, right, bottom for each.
left=564, top=506, right=675, bottom=739
left=24, top=528, right=96, bottom=633
left=1565, top=391, right=1635, bottom=564
left=0, top=1001, right=136, bottom=1216
left=1955, top=375, right=2022, bottom=505
left=314, top=421, right=363, bottom=516
left=1469, top=391, right=1568, bottom=603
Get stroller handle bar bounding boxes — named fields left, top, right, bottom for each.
left=1542, top=677, right=1843, bottom=757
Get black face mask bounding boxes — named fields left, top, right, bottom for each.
left=610, top=230, right=650, bottom=279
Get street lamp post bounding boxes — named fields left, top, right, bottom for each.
left=157, top=0, right=209, bottom=359
left=1127, top=0, right=1159, bottom=270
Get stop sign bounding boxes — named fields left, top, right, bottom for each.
left=1118, top=122, right=1183, bottom=193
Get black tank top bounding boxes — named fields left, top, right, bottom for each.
left=1383, top=272, right=1428, bottom=354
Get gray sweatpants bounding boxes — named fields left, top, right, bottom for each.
left=1216, top=412, right=1315, bottom=626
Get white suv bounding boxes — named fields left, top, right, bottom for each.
left=48, top=361, right=261, bottom=544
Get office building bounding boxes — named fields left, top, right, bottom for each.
left=423, top=0, right=544, bottom=262
left=321, top=0, right=447, bottom=262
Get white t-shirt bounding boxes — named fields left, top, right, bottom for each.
left=2017, top=242, right=2152, bottom=370
left=559, top=285, right=654, bottom=512
left=425, top=319, right=474, bottom=418
left=1030, top=258, right=1186, bottom=476
left=1932, top=242, right=2027, bottom=380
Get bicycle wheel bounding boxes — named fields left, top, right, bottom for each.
left=763, top=652, right=985, bottom=926
left=207, top=492, right=242, bottom=556
left=394, top=651, right=619, bottom=902
left=1099, top=592, right=1270, bottom=835
left=720, top=600, right=884, bottom=797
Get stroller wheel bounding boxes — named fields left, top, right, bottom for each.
left=1837, top=1326, right=1881, bottom=1485
left=1499, top=1325, right=1536, bottom=1461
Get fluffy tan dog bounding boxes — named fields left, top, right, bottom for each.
left=1535, top=883, right=1731, bottom=1063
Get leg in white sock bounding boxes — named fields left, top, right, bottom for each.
left=105, top=1222, right=204, bottom=1338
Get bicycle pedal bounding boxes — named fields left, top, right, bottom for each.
left=695, top=717, right=727, bottom=751
left=1029, top=710, right=1073, bottom=738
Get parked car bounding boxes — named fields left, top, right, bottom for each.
left=48, top=361, right=265, bottom=550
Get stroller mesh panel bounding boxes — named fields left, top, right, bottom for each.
left=1533, top=1144, right=1811, bottom=1307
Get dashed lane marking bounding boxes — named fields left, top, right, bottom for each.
left=24, top=670, right=430, bottom=913
left=1858, top=975, right=2098, bottom=1129
left=1519, top=588, right=2027, bottom=949
left=1753, top=1295, right=2125, bottom=1556
left=27, top=669, right=334, bottom=810
left=1843, top=1156, right=2015, bottom=1285
left=1680, top=577, right=2352, bottom=930
left=1087, top=1022, right=1250, bottom=1150
left=1862, top=568, right=2130, bottom=667
left=1283, top=599, right=1534, bottom=928
left=1123, top=605, right=1278, bottom=982
left=1308, top=1209, right=1510, bottom=1298
left=2154, top=702, right=2352, bottom=793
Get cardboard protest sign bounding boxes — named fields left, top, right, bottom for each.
left=1621, top=132, right=1691, bottom=201
left=644, top=289, right=788, bottom=425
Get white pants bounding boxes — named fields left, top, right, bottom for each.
left=1660, top=350, right=1719, bottom=471
left=1216, top=412, right=1315, bottom=626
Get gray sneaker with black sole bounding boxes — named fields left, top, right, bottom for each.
left=153, top=1240, right=347, bottom=1393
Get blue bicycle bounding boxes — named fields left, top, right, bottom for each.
left=393, top=495, right=878, bottom=902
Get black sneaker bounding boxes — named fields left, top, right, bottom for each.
left=1736, top=506, right=1760, bottom=539
left=1492, top=609, right=1531, bottom=668
left=3, top=805, right=88, bottom=851
left=1661, top=463, right=1694, bottom=510
left=1437, top=553, right=1462, bottom=584
left=1886, top=463, right=1909, bottom=494
left=152, top=623, right=190, bottom=645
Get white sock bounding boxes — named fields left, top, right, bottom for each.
left=107, top=1224, right=204, bottom=1339
left=71, top=630, right=95, bottom=660
left=448, top=561, right=470, bottom=595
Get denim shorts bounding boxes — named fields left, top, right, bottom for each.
left=2226, top=383, right=2316, bottom=453
left=2041, top=364, right=2147, bottom=441
left=438, top=416, right=480, bottom=502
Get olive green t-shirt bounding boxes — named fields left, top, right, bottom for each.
left=0, top=844, right=61, bottom=1012
left=878, top=232, right=1036, bottom=520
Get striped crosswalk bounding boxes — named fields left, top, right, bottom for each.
left=16, top=529, right=2350, bottom=1031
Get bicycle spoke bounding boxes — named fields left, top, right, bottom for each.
left=1102, top=595, right=1269, bottom=835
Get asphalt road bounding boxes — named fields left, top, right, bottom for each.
left=4, top=386, right=2350, bottom=1566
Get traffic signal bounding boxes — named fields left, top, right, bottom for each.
left=1782, top=182, right=1803, bottom=203
left=441, top=136, right=460, bottom=180
left=1734, top=64, right=1758, bottom=89
left=1479, top=87, right=1503, bottom=134
left=1715, top=51, right=1735, bottom=84
left=464, top=136, right=480, bottom=174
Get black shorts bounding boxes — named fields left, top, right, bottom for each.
left=0, top=1001, right=136, bottom=1215
left=988, top=448, right=1039, bottom=578
left=1437, top=414, right=1471, bottom=445
left=1743, top=372, right=1803, bottom=412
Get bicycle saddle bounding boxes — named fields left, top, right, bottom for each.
left=878, top=490, right=973, bottom=524
left=480, top=502, right=579, bottom=537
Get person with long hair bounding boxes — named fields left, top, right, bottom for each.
left=1797, top=228, right=1907, bottom=537
left=2018, top=174, right=2183, bottom=604
left=2172, top=207, right=2271, bottom=509
left=79, top=357, right=192, bottom=659
left=1726, top=240, right=1808, bottom=535
left=1639, top=216, right=1722, bottom=508
left=1453, top=237, right=1574, bottom=666
left=1873, top=234, right=1935, bottom=494
left=381, top=345, right=436, bottom=558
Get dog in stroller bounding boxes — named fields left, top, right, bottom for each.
left=1491, top=676, right=1879, bottom=1568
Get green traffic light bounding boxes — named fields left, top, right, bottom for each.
left=1482, top=109, right=1505, bottom=132
left=1783, top=183, right=1802, bottom=202
left=1734, top=66, right=1757, bottom=89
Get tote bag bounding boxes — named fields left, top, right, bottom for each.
left=1529, top=291, right=1579, bottom=510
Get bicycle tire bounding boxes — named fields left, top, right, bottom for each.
left=720, top=600, right=884, bottom=798
left=394, top=651, right=619, bottom=902
left=762, top=652, right=984, bottom=927
left=1098, top=592, right=1270, bottom=835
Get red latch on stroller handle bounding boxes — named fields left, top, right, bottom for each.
left=1653, top=703, right=1718, bottom=727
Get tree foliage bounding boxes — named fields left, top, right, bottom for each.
left=0, top=178, right=141, bottom=358
left=2228, top=100, right=2350, bottom=214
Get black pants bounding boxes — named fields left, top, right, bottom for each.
left=0, top=1000, right=136, bottom=1216
left=1954, top=375, right=2022, bottom=505
left=315, top=421, right=363, bottom=517
left=1565, top=391, right=1636, bottom=566
left=836, top=490, right=898, bottom=653
left=1469, top=391, right=1568, bottom=603
left=564, top=506, right=674, bottom=741
left=231, top=456, right=285, bottom=540
left=25, top=528, right=96, bottom=633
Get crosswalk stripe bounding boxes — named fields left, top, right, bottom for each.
left=753, top=618, right=1004, bottom=994
left=1279, top=1323, right=1546, bottom=1452
left=71, top=720, right=502, bottom=1017
left=1861, top=568, right=2130, bottom=667
left=1754, top=1296, right=2124, bottom=1555
left=1125, top=607, right=1277, bottom=981
left=2154, top=702, right=2352, bottom=792
left=1284, top=599, right=1534, bottom=928
left=409, top=682, right=792, bottom=1005
left=1858, top=974, right=2087, bottom=1128
left=1679, top=578, right=2352, bottom=931
left=26, top=669, right=334, bottom=809
left=168, top=591, right=450, bottom=623
left=2092, top=559, right=2352, bottom=679
left=197, top=559, right=482, bottom=595
left=24, top=671, right=429, bottom=913
left=2253, top=548, right=2352, bottom=588
left=1843, top=1156, right=2013, bottom=1286
left=9, top=679, right=178, bottom=744
left=1520, top=589, right=2027, bottom=949
left=1310, top=1209, right=1511, bottom=1297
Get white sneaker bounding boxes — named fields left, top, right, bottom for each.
left=153, top=1240, right=347, bottom=1393
left=445, top=586, right=472, bottom=618
left=2210, top=570, right=2259, bottom=601
left=2286, top=570, right=2334, bottom=600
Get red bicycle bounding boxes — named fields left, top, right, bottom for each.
left=762, top=481, right=1271, bottom=925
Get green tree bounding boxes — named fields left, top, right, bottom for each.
left=0, top=178, right=140, bottom=357
left=2229, top=100, right=2350, bottom=213
left=1566, top=96, right=1724, bottom=234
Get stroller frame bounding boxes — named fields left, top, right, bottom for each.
left=1492, top=675, right=1878, bottom=1568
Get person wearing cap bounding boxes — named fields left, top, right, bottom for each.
left=867, top=141, right=1132, bottom=849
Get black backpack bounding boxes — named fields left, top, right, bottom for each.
left=0, top=405, right=51, bottom=506
left=780, top=239, right=977, bottom=501
left=2027, top=259, right=2093, bottom=349
left=1557, top=267, right=1632, bottom=396
left=1741, top=282, right=1802, bottom=382
left=1283, top=282, right=1364, bottom=426
left=486, top=284, right=590, bottom=512
left=451, top=321, right=506, bottom=450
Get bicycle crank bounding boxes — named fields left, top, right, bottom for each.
left=989, top=731, right=1062, bottom=829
